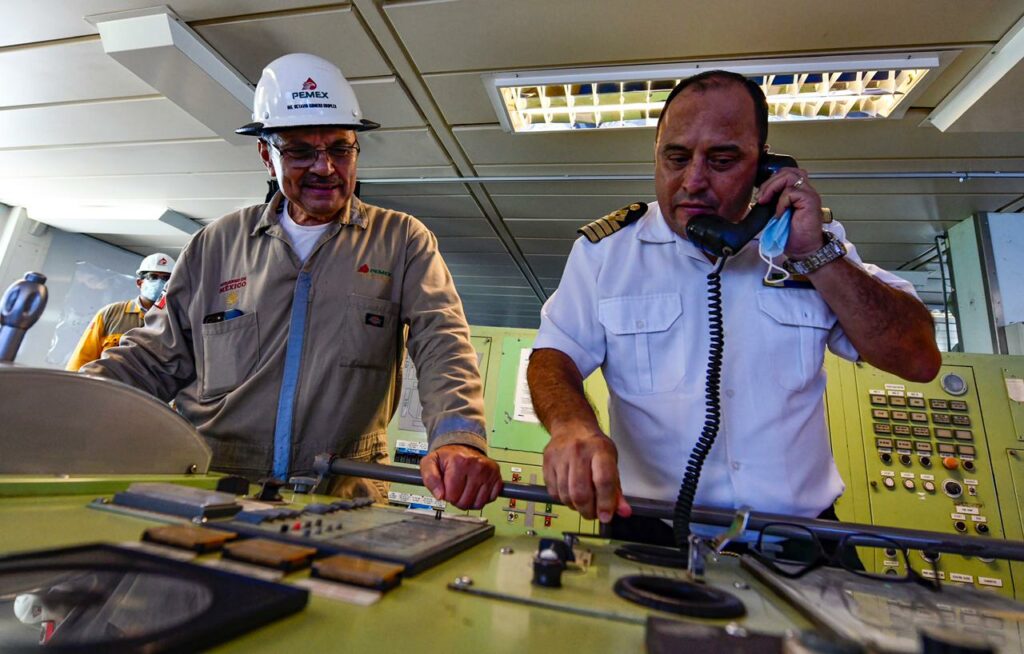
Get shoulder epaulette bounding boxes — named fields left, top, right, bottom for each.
left=577, top=202, right=647, bottom=243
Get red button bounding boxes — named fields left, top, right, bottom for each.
left=942, top=457, right=959, bottom=470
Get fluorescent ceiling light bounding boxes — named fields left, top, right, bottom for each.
left=484, top=53, right=945, bottom=133
left=926, top=15, right=1024, bottom=131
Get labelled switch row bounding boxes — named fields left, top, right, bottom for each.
left=872, top=423, right=974, bottom=441
left=932, top=413, right=972, bottom=427
left=868, top=395, right=970, bottom=411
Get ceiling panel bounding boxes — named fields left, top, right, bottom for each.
left=447, top=261, right=524, bottom=278
left=360, top=166, right=456, bottom=180
left=459, top=286, right=537, bottom=298
left=387, top=0, right=1020, bottom=73
left=349, top=79, right=424, bottom=129
left=455, top=126, right=652, bottom=165
left=194, top=7, right=391, bottom=83
left=443, top=251, right=516, bottom=267
left=856, top=243, right=939, bottom=265
left=476, top=163, right=655, bottom=176
left=0, top=98, right=213, bottom=149
left=517, top=239, right=574, bottom=256
left=422, top=71, right=496, bottom=126
left=454, top=274, right=534, bottom=289
left=831, top=220, right=957, bottom=244
left=484, top=180, right=653, bottom=197
left=437, top=237, right=508, bottom=253
left=0, top=172, right=270, bottom=204
left=358, top=128, right=451, bottom=168
left=0, top=40, right=155, bottom=108
left=506, top=219, right=581, bottom=239
left=769, top=109, right=1024, bottom=160
left=417, top=217, right=496, bottom=237
left=0, top=141, right=257, bottom=179
left=360, top=181, right=467, bottom=197
left=462, top=296, right=541, bottom=310
left=526, top=255, right=570, bottom=278
left=366, top=194, right=483, bottom=218
left=0, top=1, right=332, bottom=47
left=823, top=194, right=1019, bottom=222
left=491, top=194, right=647, bottom=220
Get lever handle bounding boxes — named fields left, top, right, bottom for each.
left=0, top=272, right=48, bottom=362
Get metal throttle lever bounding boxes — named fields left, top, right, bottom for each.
left=0, top=272, right=48, bottom=362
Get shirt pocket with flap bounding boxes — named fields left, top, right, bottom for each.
left=598, top=293, right=683, bottom=395
left=338, top=294, right=400, bottom=370
left=200, top=312, right=259, bottom=399
left=756, top=289, right=835, bottom=392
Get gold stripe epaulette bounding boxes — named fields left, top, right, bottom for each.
left=577, top=202, right=648, bottom=243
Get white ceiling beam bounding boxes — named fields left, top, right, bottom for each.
left=926, top=14, right=1024, bottom=132
left=91, top=6, right=254, bottom=145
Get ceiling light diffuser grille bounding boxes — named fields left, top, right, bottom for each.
left=485, top=53, right=944, bottom=133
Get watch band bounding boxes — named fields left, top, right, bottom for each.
left=785, top=231, right=847, bottom=275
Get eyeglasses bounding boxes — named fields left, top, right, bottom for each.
left=749, top=522, right=941, bottom=591
left=139, top=273, right=169, bottom=282
left=267, top=141, right=360, bottom=168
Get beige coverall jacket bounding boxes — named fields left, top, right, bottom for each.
left=83, top=194, right=487, bottom=489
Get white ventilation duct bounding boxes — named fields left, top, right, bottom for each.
left=91, top=6, right=254, bottom=145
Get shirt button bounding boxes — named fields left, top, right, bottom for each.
left=636, top=320, right=645, bottom=329
left=731, top=462, right=741, bottom=471
left=725, top=389, right=735, bottom=398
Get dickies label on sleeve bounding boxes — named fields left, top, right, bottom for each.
left=365, top=313, right=385, bottom=327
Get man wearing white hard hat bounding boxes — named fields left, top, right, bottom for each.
left=82, top=54, right=503, bottom=509
left=66, top=252, right=175, bottom=371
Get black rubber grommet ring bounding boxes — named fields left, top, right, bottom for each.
left=613, top=574, right=746, bottom=619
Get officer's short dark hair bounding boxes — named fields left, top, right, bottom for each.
left=656, top=70, right=769, bottom=149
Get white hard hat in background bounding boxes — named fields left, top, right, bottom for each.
left=236, top=53, right=380, bottom=136
left=136, top=253, right=176, bottom=277
left=14, top=594, right=45, bottom=624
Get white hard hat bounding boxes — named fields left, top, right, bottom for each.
left=14, top=594, right=44, bottom=624
left=137, top=253, right=175, bottom=276
left=236, top=53, right=380, bottom=136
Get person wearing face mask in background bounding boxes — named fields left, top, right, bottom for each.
left=66, top=253, right=175, bottom=371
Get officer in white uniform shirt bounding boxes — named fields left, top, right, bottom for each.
left=527, top=70, right=941, bottom=544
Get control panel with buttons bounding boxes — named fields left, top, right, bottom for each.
left=841, top=364, right=1013, bottom=597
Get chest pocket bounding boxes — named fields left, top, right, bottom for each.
left=102, top=333, right=123, bottom=351
left=598, top=293, right=682, bottom=395
left=338, top=294, right=400, bottom=370
left=756, top=289, right=835, bottom=391
left=200, top=312, right=260, bottom=398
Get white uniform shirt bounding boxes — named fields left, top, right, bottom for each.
left=534, top=203, right=919, bottom=517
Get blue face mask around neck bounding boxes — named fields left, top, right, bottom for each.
left=758, top=207, right=792, bottom=283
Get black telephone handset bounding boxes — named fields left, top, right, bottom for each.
left=672, top=152, right=800, bottom=548
left=684, top=153, right=799, bottom=257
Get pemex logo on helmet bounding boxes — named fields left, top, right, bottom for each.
left=302, top=78, right=317, bottom=91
